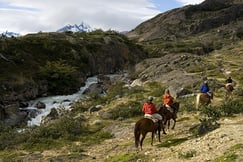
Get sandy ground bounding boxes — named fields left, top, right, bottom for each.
left=82, top=113, right=243, bottom=162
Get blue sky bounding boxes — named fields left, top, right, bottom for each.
left=152, top=0, right=182, bottom=12
left=0, top=0, right=204, bottom=34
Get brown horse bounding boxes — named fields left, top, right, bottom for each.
left=225, top=84, right=234, bottom=100
left=134, top=108, right=166, bottom=150
left=195, top=92, right=213, bottom=109
left=157, top=102, right=180, bottom=130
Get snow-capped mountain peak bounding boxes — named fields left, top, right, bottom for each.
left=57, top=22, right=92, bottom=33
left=0, top=31, right=21, bottom=37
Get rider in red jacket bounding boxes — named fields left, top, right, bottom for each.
left=142, top=101, right=157, bottom=114
left=162, top=89, right=174, bottom=113
left=142, top=96, right=162, bottom=121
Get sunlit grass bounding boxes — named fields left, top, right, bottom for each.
left=157, top=136, right=188, bottom=148
left=213, top=144, right=243, bottom=162
left=105, top=153, right=146, bottom=162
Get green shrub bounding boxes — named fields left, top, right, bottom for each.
left=213, top=144, right=243, bottom=162
left=190, top=105, right=221, bottom=136
left=179, top=98, right=196, bottom=112
left=179, top=150, right=197, bottom=159
left=109, top=101, right=142, bottom=119
left=39, top=60, right=80, bottom=94
left=106, top=153, right=144, bottom=162
left=0, top=124, right=19, bottom=150
left=157, top=137, right=188, bottom=148
left=200, top=105, right=221, bottom=121
left=219, top=99, right=243, bottom=116
left=148, top=82, right=166, bottom=98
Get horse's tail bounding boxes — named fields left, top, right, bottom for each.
left=134, top=122, right=141, bottom=148
left=196, top=93, right=200, bottom=109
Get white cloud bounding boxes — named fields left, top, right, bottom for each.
left=176, top=0, right=204, bottom=5
left=0, top=0, right=161, bottom=34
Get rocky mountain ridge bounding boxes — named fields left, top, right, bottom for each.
left=0, top=31, right=21, bottom=37
left=126, top=0, right=243, bottom=57
left=56, top=22, right=92, bottom=33
left=127, top=0, right=243, bottom=42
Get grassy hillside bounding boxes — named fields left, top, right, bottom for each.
left=1, top=0, right=243, bottom=161
left=0, top=30, right=145, bottom=96
left=0, top=39, right=243, bottom=161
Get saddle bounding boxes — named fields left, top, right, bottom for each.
left=164, top=104, right=174, bottom=113
left=144, top=114, right=158, bottom=123
left=225, top=83, right=234, bottom=90
left=200, top=92, right=211, bottom=98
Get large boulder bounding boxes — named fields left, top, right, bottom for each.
left=41, top=108, right=58, bottom=125
left=35, top=101, right=46, bottom=109
left=3, top=103, right=27, bottom=126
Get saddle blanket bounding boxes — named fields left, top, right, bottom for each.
left=144, top=114, right=158, bottom=123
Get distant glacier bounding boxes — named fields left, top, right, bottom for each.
left=56, top=22, right=92, bottom=33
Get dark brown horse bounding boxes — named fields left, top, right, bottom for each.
left=195, top=92, right=213, bottom=109
left=225, top=84, right=234, bottom=100
left=134, top=108, right=166, bottom=150
left=157, top=102, right=180, bottom=130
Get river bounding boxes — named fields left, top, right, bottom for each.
left=26, top=76, right=98, bottom=126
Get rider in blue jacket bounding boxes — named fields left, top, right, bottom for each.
left=200, top=81, right=210, bottom=93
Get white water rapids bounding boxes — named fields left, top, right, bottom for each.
left=26, top=76, right=98, bottom=126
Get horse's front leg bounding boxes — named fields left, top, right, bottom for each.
left=151, top=132, right=154, bottom=146
left=140, top=133, right=147, bottom=150
left=172, top=118, right=176, bottom=129
left=167, top=120, right=170, bottom=129
left=157, top=125, right=161, bottom=142
left=161, top=122, right=166, bottom=135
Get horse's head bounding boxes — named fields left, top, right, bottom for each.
left=156, top=103, right=170, bottom=116
left=172, top=102, right=180, bottom=113
left=156, top=103, right=165, bottom=113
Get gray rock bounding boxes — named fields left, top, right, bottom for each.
left=89, top=105, right=102, bottom=114
left=101, top=112, right=113, bottom=119
left=35, top=101, right=46, bottom=109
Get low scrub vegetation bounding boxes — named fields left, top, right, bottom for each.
left=106, top=153, right=145, bottom=162
left=190, top=99, right=243, bottom=136
left=1, top=73, right=243, bottom=160
left=179, top=150, right=197, bottom=159
left=213, top=144, right=243, bottom=162
left=39, top=60, right=80, bottom=94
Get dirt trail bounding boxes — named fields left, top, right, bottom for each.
left=82, top=113, right=243, bottom=162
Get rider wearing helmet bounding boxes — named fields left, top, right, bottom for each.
left=162, top=89, right=175, bottom=114
left=200, top=81, right=211, bottom=96
left=142, top=96, right=162, bottom=123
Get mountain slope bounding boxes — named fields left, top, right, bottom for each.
left=127, top=0, right=242, bottom=41
left=126, top=0, right=243, bottom=56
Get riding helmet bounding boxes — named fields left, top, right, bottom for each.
left=148, top=96, right=153, bottom=101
